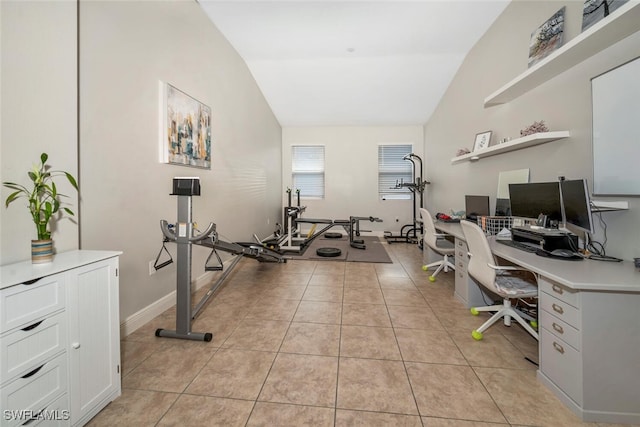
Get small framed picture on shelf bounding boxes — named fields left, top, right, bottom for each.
left=473, top=131, right=492, bottom=151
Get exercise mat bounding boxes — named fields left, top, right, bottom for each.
left=290, top=236, right=392, bottom=263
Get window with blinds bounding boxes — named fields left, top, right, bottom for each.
left=378, top=144, right=413, bottom=200
left=292, top=145, right=325, bottom=199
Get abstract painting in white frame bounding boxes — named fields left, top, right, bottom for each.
left=160, top=81, right=212, bottom=169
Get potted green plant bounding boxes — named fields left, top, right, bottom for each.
left=3, top=152, right=78, bottom=263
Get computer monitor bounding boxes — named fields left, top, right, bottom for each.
left=560, top=179, right=594, bottom=236
left=465, top=195, right=490, bottom=220
left=508, top=182, right=563, bottom=224
left=495, top=198, right=511, bottom=216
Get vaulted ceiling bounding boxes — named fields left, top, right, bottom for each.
left=199, top=1, right=510, bottom=126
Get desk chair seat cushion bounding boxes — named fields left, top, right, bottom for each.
left=434, top=238, right=455, bottom=251
left=494, top=270, right=538, bottom=296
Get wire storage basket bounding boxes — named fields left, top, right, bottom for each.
left=476, top=216, right=536, bottom=236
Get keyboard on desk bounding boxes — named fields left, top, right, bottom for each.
left=496, top=239, right=540, bottom=253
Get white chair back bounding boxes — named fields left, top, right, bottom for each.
left=460, top=220, right=498, bottom=293
left=419, top=208, right=439, bottom=250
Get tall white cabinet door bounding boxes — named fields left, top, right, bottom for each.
left=66, top=257, right=121, bottom=426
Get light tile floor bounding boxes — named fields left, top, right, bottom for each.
left=88, top=243, right=630, bottom=426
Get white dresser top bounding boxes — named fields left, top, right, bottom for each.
left=0, top=250, right=122, bottom=290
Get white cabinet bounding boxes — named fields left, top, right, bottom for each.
left=0, top=251, right=121, bottom=427
left=67, top=258, right=121, bottom=426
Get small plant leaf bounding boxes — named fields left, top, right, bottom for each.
left=41, top=153, right=48, bottom=164
left=5, top=191, right=22, bottom=207
left=65, top=172, right=78, bottom=190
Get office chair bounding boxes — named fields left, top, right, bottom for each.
left=460, top=220, right=539, bottom=341
left=420, top=208, right=455, bottom=282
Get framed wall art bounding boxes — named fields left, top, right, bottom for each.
left=160, top=81, right=212, bottom=169
left=473, top=131, right=492, bottom=152
left=582, top=0, right=629, bottom=32
left=528, top=7, right=565, bottom=68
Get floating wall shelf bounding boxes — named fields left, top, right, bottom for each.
left=451, top=131, right=570, bottom=164
left=484, top=2, right=640, bottom=107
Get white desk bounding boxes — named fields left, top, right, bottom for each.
left=435, top=220, right=640, bottom=424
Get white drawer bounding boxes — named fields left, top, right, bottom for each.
left=456, top=258, right=467, bottom=273
left=1, top=311, right=67, bottom=384
left=2, top=393, right=70, bottom=427
left=1, top=274, right=66, bottom=332
left=539, top=291, right=580, bottom=328
left=539, top=277, right=579, bottom=308
left=30, top=393, right=70, bottom=426
left=1, top=353, right=68, bottom=426
left=540, top=309, right=580, bottom=351
left=540, top=328, right=582, bottom=405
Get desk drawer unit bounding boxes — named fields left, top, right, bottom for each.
left=539, top=277, right=584, bottom=407
left=454, top=238, right=469, bottom=302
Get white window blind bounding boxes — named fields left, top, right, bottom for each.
left=378, top=144, right=413, bottom=200
left=292, top=145, right=325, bottom=199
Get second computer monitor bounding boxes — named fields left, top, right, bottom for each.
left=508, top=182, right=563, bottom=224
left=465, top=195, right=490, bottom=220
left=560, top=179, right=594, bottom=236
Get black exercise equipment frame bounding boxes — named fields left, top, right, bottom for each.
left=384, top=153, right=429, bottom=245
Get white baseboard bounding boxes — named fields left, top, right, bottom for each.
left=119, top=270, right=216, bottom=337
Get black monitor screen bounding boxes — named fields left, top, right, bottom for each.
left=561, top=179, right=594, bottom=235
left=508, top=182, right=563, bottom=222
left=465, top=195, right=490, bottom=220
left=495, top=198, right=511, bottom=216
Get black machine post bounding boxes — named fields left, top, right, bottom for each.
left=384, top=153, right=429, bottom=244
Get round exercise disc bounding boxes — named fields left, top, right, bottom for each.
left=324, top=232, right=342, bottom=239
left=316, top=247, right=342, bottom=257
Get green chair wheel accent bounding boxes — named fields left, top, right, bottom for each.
left=470, top=307, right=479, bottom=316
left=429, top=275, right=436, bottom=282
left=530, top=320, right=538, bottom=329
left=421, top=265, right=428, bottom=271
left=471, top=330, right=483, bottom=340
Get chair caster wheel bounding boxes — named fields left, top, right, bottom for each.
left=429, top=276, right=436, bottom=282
left=530, top=320, right=538, bottom=329
left=421, top=265, right=428, bottom=271
left=470, top=307, right=479, bottom=316
left=471, top=330, right=483, bottom=340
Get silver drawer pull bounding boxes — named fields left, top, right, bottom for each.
left=553, top=342, right=565, bottom=354
left=552, top=303, right=564, bottom=315
left=552, top=323, right=564, bottom=334
left=552, top=284, right=564, bottom=295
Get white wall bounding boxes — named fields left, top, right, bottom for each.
left=282, top=126, right=424, bottom=235
left=0, top=1, right=79, bottom=264
left=425, top=1, right=640, bottom=260
left=79, top=1, right=282, bottom=321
